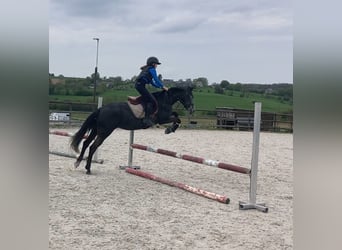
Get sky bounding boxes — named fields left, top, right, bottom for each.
left=49, top=0, right=293, bottom=84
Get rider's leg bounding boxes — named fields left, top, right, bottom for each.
left=135, top=83, right=155, bottom=127
left=143, top=102, right=154, bottom=127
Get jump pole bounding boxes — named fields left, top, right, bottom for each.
left=49, top=150, right=104, bottom=164
left=49, top=129, right=102, bottom=163
left=126, top=168, right=230, bottom=204
left=49, top=130, right=80, bottom=138
left=130, top=144, right=250, bottom=175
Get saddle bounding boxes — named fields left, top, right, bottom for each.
left=127, top=96, right=158, bottom=119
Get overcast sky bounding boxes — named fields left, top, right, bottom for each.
left=49, top=0, right=292, bottom=84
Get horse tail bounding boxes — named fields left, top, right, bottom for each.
left=70, top=109, right=100, bottom=153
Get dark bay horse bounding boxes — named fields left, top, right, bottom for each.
left=70, top=86, right=194, bottom=174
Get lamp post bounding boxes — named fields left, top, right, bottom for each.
left=93, top=38, right=99, bottom=103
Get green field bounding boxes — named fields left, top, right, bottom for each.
left=192, top=89, right=291, bottom=113
left=49, top=87, right=292, bottom=114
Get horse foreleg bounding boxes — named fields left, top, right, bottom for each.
left=164, top=112, right=181, bottom=134
left=74, top=129, right=97, bottom=168
left=165, top=121, right=180, bottom=134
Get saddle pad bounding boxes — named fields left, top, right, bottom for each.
left=128, top=96, right=141, bottom=105
left=127, top=102, right=145, bottom=119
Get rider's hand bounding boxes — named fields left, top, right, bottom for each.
left=163, top=86, right=169, bottom=91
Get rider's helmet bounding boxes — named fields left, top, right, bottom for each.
left=146, top=56, right=161, bottom=66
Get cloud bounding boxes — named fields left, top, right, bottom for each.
left=151, top=13, right=204, bottom=33
left=49, top=0, right=293, bottom=84
left=50, top=0, right=292, bottom=35
left=209, top=8, right=292, bottom=31
left=50, top=0, right=122, bottom=18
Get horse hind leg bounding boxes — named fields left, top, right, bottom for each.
left=74, top=129, right=97, bottom=168
left=84, top=134, right=107, bottom=175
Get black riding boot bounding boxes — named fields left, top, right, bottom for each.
left=142, top=104, right=154, bottom=127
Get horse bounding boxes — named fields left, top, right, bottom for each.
left=70, top=86, right=194, bottom=174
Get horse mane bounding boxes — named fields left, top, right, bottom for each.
left=152, top=86, right=190, bottom=98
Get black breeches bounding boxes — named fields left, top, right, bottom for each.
left=135, top=83, right=157, bottom=113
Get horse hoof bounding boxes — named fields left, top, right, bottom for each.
left=86, top=170, right=91, bottom=175
left=165, top=127, right=172, bottom=134
left=74, top=161, right=80, bottom=168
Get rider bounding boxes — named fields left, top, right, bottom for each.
left=135, top=56, right=168, bottom=127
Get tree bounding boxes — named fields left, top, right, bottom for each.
left=220, top=80, right=230, bottom=89
left=214, top=85, right=224, bottom=94
left=111, top=76, right=123, bottom=85
left=131, top=75, right=138, bottom=82
left=193, top=77, right=208, bottom=87
left=91, top=72, right=100, bottom=80
left=233, top=82, right=242, bottom=91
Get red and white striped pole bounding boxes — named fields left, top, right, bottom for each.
left=131, top=144, right=250, bottom=175
left=126, top=168, right=230, bottom=204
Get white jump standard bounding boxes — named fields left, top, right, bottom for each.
left=238, top=102, right=268, bottom=212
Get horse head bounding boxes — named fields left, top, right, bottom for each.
left=168, top=86, right=194, bottom=114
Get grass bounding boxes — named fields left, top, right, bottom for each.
left=50, top=87, right=292, bottom=114
left=192, top=88, right=292, bottom=113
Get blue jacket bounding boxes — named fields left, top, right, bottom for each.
left=136, top=66, right=164, bottom=88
